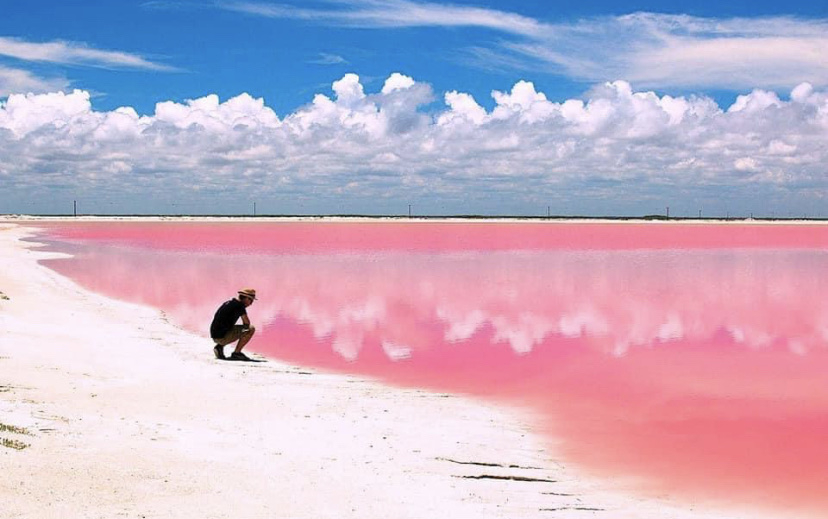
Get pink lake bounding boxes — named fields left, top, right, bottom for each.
left=31, top=221, right=828, bottom=516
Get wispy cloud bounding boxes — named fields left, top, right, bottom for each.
left=221, top=0, right=545, bottom=36
left=518, top=13, right=828, bottom=90
left=141, top=0, right=210, bottom=11
left=220, top=1, right=828, bottom=90
left=0, top=36, right=178, bottom=71
left=457, top=46, right=537, bottom=74
left=0, top=65, right=69, bottom=97
left=309, top=52, right=348, bottom=65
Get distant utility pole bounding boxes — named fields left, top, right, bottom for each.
left=73, top=200, right=77, bottom=217
left=408, top=204, right=412, bottom=218
left=698, top=209, right=702, bottom=218
left=547, top=205, right=550, bottom=217
left=253, top=201, right=256, bottom=216
left=666, top=206, right=670, bottom=218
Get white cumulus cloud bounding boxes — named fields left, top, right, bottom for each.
left=1, top=73, right=827, bottom=214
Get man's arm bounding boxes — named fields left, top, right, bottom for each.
left=241, top=313, right=251, bottom=328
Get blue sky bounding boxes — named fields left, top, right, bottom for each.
left=1, top=0, right=827, bottom=216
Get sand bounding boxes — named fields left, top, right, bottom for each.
left=0, top=220, right=785, bottom=519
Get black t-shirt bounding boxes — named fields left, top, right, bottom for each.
left=210, top=298, right=247, bottom=339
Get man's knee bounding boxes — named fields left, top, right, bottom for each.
left=245, top=326, right=256, bottom=337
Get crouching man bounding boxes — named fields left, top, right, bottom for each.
left=211, top=288, right=257, bottom=361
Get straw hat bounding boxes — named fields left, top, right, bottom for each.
left=238, top=288, right=257, bottom=300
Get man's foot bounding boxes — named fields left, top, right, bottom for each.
left=213, top=344, right=225, bottom=360
left=229, top=351, right=251, bottom=361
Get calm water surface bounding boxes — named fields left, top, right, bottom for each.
left=33, top=222, right=828, bottom=516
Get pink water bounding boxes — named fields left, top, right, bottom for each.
left=32, top=221, right=828, bottom=516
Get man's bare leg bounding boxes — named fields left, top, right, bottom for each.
left=233, top=326, right=255, bottom=354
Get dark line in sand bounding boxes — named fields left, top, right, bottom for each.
left=437, top=457, right=543, bottom=470
left=454, top=474, right=557, bottom=483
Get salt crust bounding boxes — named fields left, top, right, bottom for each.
left=0, top=221, right=785, bottom=519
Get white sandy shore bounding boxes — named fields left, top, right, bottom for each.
left=0, top=222, right=786, bottom=519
